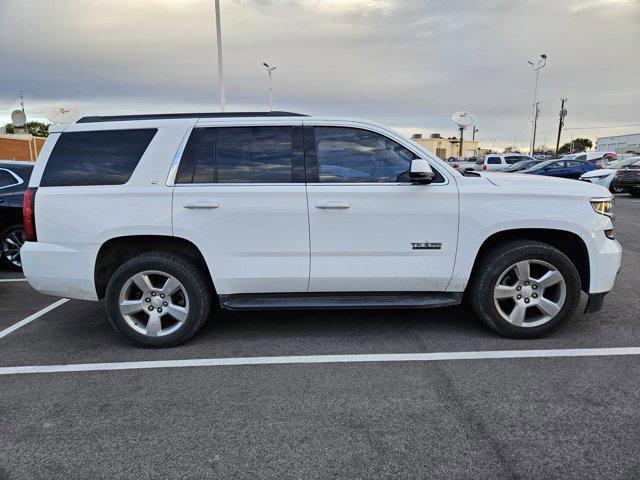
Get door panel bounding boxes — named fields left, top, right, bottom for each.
left=307, top=184, right=458, bottom=291
left=173, top=185, right=310, bottom=294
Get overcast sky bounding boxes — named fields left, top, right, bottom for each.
left=1, top=0, right=639, bottom=149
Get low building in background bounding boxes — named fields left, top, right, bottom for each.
left=0, top=133, right=45, bottom=161
left=596, top=133, right=640, bottom=154
left=411, top=133, right=479, bottom=159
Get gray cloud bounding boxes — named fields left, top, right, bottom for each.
left=1, top=0, right=638, bottom=148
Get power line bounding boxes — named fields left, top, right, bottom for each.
left=563, top=123, right=640, bottom=131
left=536, top=122, right=640, bottom=135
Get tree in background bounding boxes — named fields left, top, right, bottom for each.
left=558, top=138, right=592, bottom=154
left=3, top=121, right=50, bottom=137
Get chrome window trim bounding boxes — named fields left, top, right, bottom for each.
left=0, top=168, right=23, bottom=190
left=166, top=126, right=195, bottom=187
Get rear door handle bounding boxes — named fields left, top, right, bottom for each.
left=315, top=201, right=351, bottom=209
left=183, top=201, right=219, bottom=209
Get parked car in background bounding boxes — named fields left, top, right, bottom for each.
left=447, top=157, right=477, bottom=172
left=580, top=156, right=640, bottom=193
left=0, top=161, right=34, bottom=270
left=523, top=159, right=597, bottom=179
left=610, top=159, right=640, bottom=196
left=474, top=154, right=536, bottom=171
left=563, top=151, right=617, bottom=166
left=503, top=159, right=544, bottom=172
left=20, top=112, right=620, bottom=347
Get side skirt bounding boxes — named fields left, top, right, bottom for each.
left=218, top=292, right=463, bottom=311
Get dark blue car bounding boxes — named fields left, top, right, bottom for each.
left=522, top=159, right=597, bottom=179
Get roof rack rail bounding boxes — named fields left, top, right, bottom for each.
left=76, top=111, right=307, bottom=123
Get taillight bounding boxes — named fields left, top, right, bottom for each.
left=482, top=165, right=487, bottom=171
left=23, top=187, right=37, bottom=242
left=453, top=164, right=459, bottom=168
left=610, top=153, right=617, bottom=160
left=635, top=171, right=640, bottom=177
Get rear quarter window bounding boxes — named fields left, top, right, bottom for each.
left=41, top=129, right=157, bottom=187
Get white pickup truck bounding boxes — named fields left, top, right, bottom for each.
left=21, top=112, right=621, bottom=347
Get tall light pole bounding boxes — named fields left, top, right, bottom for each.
left=262, top=62, right=276, bottom=111
left=528, top=54, right=547, bottom=154
left=214, top=0, right=225, bottom=112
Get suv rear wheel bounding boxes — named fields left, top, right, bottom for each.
left=470, top=240, right=581, bottom=338
left=105, top=252, right=211, bottom=347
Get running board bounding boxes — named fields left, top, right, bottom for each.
left=218, top=292, right=463, bottom=311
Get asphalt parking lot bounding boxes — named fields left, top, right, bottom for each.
left=0, top=195, right=638, bottom=480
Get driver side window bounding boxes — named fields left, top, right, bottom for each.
left=315, top=127, right=416, bottom=183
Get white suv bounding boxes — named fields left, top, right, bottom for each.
left=474, top=154, right=537, bottom=171
left=22, top=112, right=621, bottom=346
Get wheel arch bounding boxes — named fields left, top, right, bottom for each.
left=94, top=235, right=215, bottom=299
left=468, top=228, right=590, bottom=293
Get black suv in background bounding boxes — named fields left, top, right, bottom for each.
left=0, top=161, right=34, bottom=270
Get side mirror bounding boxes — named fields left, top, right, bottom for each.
left=410, top=159, right=436, bottom=184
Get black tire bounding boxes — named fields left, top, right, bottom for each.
left=609, top=185, right=625, bottom=194
left=105, top=252, right=211, bottom=347
left=0, top=224, right=26, bottom=271
left=469, top=240, right=581, bottom=338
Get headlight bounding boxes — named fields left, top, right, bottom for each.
left=591, top=197, right=614, bottom=219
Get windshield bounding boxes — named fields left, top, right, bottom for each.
left=506, top=161, right=526, bottom=170
left=609, top=157, right=640, bottom=169
left=525, top=160, right=555, bottom=171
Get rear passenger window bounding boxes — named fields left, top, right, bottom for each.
left=41, top=129, right=157, bottom=187
left=487, top=157, right=501, bottom=164
left=177, top=126, right=293, bottom=184
left=217, top=127, right=292, bottom=183
left=0, top=170, right=17, bottom=188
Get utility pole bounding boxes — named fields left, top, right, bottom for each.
left=472, top=126, right=477, bottom=141
left=531, top=101, right=540, bottom=154
left=214, top=0, right=225, bottom=112
left=555, top=98, right=567, bottom=156
left=528, top=54, right=547, bottom=154
left=262, top=63, right=277, bottom=111
left=458, top=126, right=465, bottom=157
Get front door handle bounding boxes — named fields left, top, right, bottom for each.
left=315, top=201, right=351, bottom=209
left=183, top=201, right=219, bottom=209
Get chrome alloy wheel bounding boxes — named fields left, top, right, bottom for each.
left=493, top=260, right=566, bottom=328
left=2, top=228, right=25, bottom=268
left=118, top=270, right=190, bottom=337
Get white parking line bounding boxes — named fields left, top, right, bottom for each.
left=0, top=278, right=28, bottom=283
left=1, top=346, right=640, bottom=376
left=0, top=298, right=69, bottom=340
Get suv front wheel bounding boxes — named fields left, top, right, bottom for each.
left=469, top=240, right=581, bottom=338
left=105, top=252, right=211, bottom=347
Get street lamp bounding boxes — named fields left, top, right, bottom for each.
left=528, top=54, right=547, bottom=155
left=262, top=62, right=277, bottom=111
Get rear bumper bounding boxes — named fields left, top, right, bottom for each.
left=21, top=241, right=99, bottom=301
left=611, top=178, right=640, bottom=190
